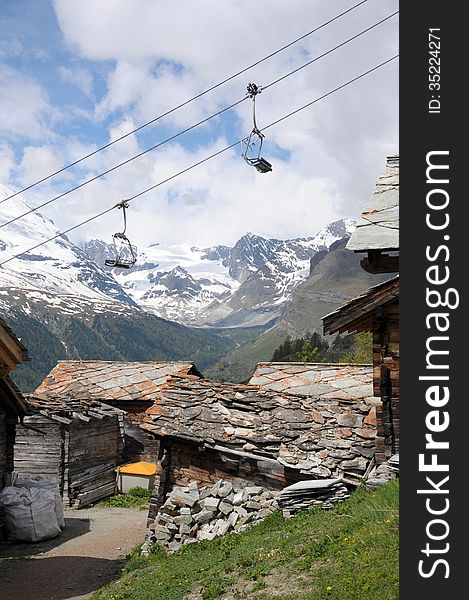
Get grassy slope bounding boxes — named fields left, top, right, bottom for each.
left=92, top=481, right=399, bottom=600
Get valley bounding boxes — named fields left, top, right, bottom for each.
left=0, top=183, right=385, bottom=391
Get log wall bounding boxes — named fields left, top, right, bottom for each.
left=0, top=408, right=7, bottom=540
left=1, top=411, right=19, bottom=540
left=96, top=400, right=159, bottom=463
left=67, top=415, right=123, bottom=507
left=123, top=417, right=159, bottom=463
left=373, top=299, right=400, bottom=463
left=168, top=441, right=292, bottom=490
left=14, top=416, right=64, bottom=489
left=13, top=412, right=124, bottom=508
left=0, top=408, right=7, bottom=491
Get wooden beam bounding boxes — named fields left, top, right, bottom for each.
left=361, top=252, right=399, bottom=274
left=0, top=326, right=25, bottom=367
left=0, top=345, right=18, bottom=371
left=0, top=365, right=11, bottom=377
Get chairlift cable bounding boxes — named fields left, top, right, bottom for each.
left=0, top=97, right=248, bottom=231
left=0, top=53, right=398, bottom=268
left=0, top=10, right=398, bottom=231
left=0, top=0, right=370, bottom=204
left=262, top=10, right=399, bottom=91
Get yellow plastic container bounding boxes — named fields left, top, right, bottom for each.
left=116, top=461, right=157, bottom=493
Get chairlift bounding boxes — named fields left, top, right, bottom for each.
left=104, top=201, right=137, bottom=269
left=241, top=83, right=272, bottom=173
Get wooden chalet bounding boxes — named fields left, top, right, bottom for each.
left=14, top=395, right=124, bottom=508
left=140, top=374, right=379, bottom=521
left=0, top=317, right=28, bottom=539
left=323, top=155, right=400, bottom=464
left=323, top=278, right=399, bottom=462
left=34, top=360, right=203, bottom=463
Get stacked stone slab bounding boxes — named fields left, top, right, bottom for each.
left=276, top=478, right=350, bottom=513
left=365, top=455, right=399, bottom=491
left=387, top=454, right=399, bottom=473
left=142, top=479, right=279, bottom=554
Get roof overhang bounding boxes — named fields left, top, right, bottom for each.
left=323, top=276, right=399, bottom=335
left=346, top=155, right=399, bottom=268
left=0, top=376, right=28, bottom=417
left=359, top=250, right=399, bottom=274
left=0, top=318, right=29, bottom=374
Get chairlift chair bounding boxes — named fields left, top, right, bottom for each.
left=241, top=83, right=272, bottom=173
left=104, top=201, right=137, bottom=269
left=242, top=128, right=273, bottom=173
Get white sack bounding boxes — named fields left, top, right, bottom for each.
left=14, top=475, right=65, bottom=529
left=0, top=486, right=61, bottom=542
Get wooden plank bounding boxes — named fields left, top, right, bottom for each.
left=323, top=280, right=399, bottom=334
left=74, top=482, right=117, bottom=507
left=0, top=327, right=24, bottom=367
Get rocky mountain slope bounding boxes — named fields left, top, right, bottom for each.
left=205, top=238, right=393, bottom=383
left=0, top=184, right=232, bottom=390
left=0, top=183, right=137, bottom=317
left=82, top=219, right=356, bottom=327
left=0, top=182, right=361, bottom=390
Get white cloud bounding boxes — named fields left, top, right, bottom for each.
left=2, top=0, right=398, bottom=249
left=58, top=65, right=94, bottom=97
left=46, top=134, right=344, bottom=248
left=0, top=143, right=15, bottom=183
left=17, top=146, right=65, bottom=187
left=0, top=63, right=52, bottom=140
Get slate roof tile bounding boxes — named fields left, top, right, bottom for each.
left=34, top=360, right=202, bottom=404
left=249, top=363, right=374, bottom=401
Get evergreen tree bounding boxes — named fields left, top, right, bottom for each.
left=298, top=339, right=321, bottom=362
left=328, top=333, right=355, bottom=362
left=282, top=336, right=292, bottom=359
left=340, top=331, right=373, bottom=363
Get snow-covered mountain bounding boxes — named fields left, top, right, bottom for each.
left=83, top=219, right=355, bottom=327
left=0, top=184, right=137, bottom=319
left=0, top=182, right=355, bottom=328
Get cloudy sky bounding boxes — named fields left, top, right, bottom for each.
left=0, top=0, right=398, bottom=249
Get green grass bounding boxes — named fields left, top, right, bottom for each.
left=92, top=480, right=399, bottom=600
left=98, top=487, right=152, bottom=509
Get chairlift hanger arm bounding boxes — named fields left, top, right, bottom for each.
left=246, top=83, right=263, bottom=132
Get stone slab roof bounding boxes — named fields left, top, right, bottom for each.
left=248, top=363, right=373, bottom=400
left=346, top=155, right=399, bottom=252
left=34, top=360, right=202, bottom=403
left=24, top=394, right=124, bottom=424
left=141, top=376, right=379, bottom=479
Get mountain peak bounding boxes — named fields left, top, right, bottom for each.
left=1, top=182, right=356, bottom=329
left=311, top=218, right=356, bottom=250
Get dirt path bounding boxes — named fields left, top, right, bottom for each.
left=0, top=506, right=148, bottom=600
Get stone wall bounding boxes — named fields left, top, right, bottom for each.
left=143, top=479, right=279, bottom=554
left=147, top=439, right=327, bottom=525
